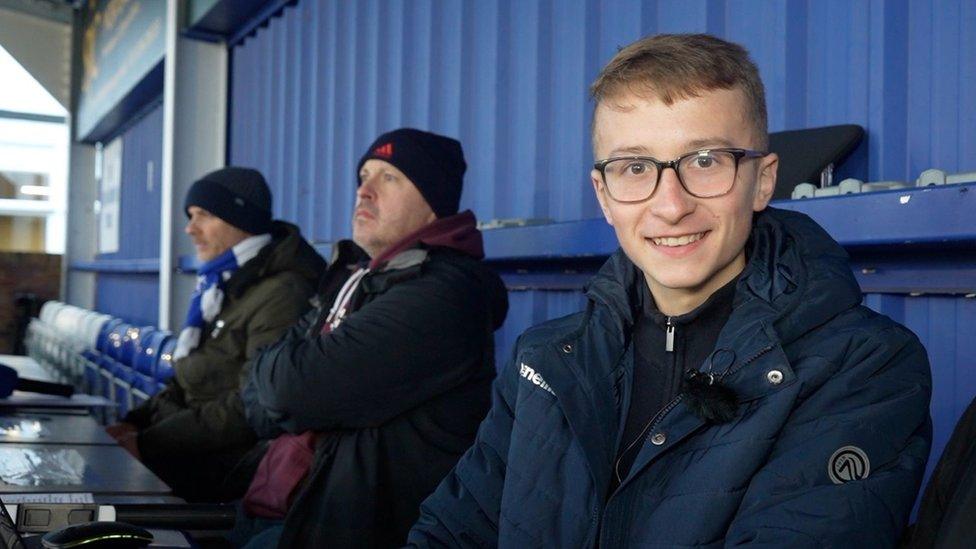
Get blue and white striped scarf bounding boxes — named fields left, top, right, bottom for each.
left=173, top=234, right=271, bottom=360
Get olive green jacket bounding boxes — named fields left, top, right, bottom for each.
left=129, top=221, right=325, bottom=457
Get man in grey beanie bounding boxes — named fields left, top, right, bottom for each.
left=106, top=166, right=326, bottom=502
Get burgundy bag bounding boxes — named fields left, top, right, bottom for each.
left=242, top=431, right=318, bottom=519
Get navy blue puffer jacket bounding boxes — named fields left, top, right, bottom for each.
left=408, top=207, right=932, bottom=548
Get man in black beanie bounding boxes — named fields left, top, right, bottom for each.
left=228, top=128, right=508, bottom=548
left=351, top=127, right=467, bottom=257
left=107, top=166, right=326, bottom=502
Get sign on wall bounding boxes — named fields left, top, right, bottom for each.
left=77, top=0, right=165, bottom=142
left=98, top=137, right=122, bottom=254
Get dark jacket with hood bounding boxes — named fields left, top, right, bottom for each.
left=906, top=395, right=976, bottom=548
left=128, top=221, right=325, bottom=471
left=408, top=207, right=932, bottom=548
left=242, top=210, right=509, bottom=548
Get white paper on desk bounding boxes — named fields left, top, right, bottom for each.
left=0, top=493, right=94, bottom=503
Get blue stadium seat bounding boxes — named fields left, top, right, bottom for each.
left=106, top=323, right=132, bottom=362
left=84, top=318, right=123, bottom=393
left=112, top=362, right=138, bottom=416
left=81, top=347, right=101, bottom=393
left=96, top=318, right=124, bottom=354
left=95, top=354, right=121, bottom=399
left=133, top=330, right=169, bottom=378
left=112, top=326, right=169, bottom=415
left=92, top=322, right=131, bottom=403
left=107, top=325, right=157, bottom=416
left=125, top=329, right=171, bottom=410
left=119, top=325, right=155, bottom=367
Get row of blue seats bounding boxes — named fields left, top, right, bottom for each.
left=82, top=320, right=177, bottom=416
left=26, top=301, right=177, bottom=417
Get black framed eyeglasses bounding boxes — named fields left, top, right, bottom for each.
left=593, top=148, right=767, bottom=202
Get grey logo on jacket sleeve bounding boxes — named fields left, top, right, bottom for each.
left=828, top=446, right=870, bottom=484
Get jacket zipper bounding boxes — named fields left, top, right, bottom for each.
left=609, top=343, right=773, bottom=488
left=665, top=316, right=675, bottom=352
left=612, top=386, right=683, bottom=485
left=648, top=344, right=773, bottom=436
left=602, top=392, right=684, bottom=546
left=717, top=344, right=774, bottom=380
left=600, top=335, right=775, bottom=546
left=612, top=315, right=676, bottom=485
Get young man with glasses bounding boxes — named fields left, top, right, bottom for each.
left=408, top=34, right=931, bottom=547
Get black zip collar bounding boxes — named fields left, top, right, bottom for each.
left=639, top=274, right=740, bottom=330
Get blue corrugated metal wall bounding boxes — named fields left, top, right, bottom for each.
left=227, top=0, right=976, bottom=503
left=229, top=0, right=976, bottom=241
left=97, top=104, right=163, bottom=261
left=95, top=103, right=163, bottom=326
left=95, top=273, right=160, bottom=327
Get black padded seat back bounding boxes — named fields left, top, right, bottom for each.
left=769, top=124, right=864, bottom=200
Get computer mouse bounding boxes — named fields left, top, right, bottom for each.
left=41, top=521, right=152, bottom=548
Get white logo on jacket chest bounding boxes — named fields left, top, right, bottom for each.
left=520, top=363, right=555, bottom=396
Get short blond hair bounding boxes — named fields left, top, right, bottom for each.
left=591, top=33, right=768, bottom=149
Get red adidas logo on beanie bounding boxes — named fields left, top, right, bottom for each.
left=373, top=143, right=393, bottom=158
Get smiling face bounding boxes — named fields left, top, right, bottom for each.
left=591, top=87, right=778, bottom=315
left=185, top=206, right=252, bottom=262
left=352, top=159, right=437, bottom=258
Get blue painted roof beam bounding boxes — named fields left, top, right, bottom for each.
left=481, top=182, right=976, bottom=261
left=774, top=182, right=976, bottom=247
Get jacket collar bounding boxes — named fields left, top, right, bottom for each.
left=542, top=207, right=862, bottom=494
left=367, top=210, right=484, bottom=271
left=319, top=211, right=486, bottom=300
left=583, top=207, right=862, bottom=356
left=224, top=220, right=326, bottom=299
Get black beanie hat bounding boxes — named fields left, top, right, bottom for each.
left=184, top=167, right=272, bottom=234
left=356, top=128, right=466, bottom=218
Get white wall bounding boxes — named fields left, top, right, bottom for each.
left=64, top=141, right=96, bottom=309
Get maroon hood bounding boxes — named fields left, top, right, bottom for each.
left=368, top=210, right=484, bottom=270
